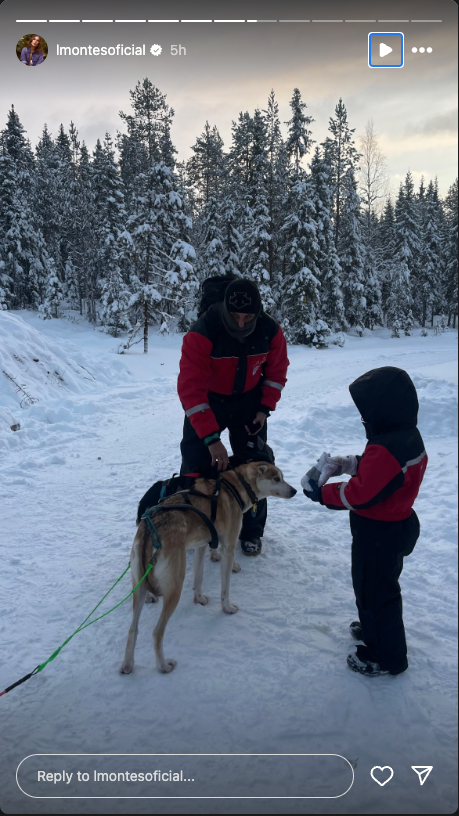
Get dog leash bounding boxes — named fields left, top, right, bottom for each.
left=0, top=562, right=154, bottom=698
left=2, top=474, right=258, bottom=698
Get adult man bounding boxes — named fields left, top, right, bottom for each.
left=177, top=278, right=289, bottom=556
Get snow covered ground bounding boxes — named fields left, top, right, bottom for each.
left=0, top=311, right=457, bottom=815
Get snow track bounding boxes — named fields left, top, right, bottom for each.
left=0, top=314, right=457, bottom=814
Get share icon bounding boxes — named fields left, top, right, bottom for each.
left=411, top=766, right=433, bottom=786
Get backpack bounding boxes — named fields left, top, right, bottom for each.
left=197, top=274, right=237, bottom=318
left=136, top=474, right=188, bottom=525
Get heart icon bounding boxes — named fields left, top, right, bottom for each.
left=371, top=766, right=394, bottom=786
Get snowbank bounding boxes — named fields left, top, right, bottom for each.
left=0, top=312, right=132, bottom=452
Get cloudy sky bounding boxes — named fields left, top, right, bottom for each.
left=1, top=0, right=457, bottom=196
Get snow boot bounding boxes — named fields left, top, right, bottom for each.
left=240, top=538, right=262, bottom=556
left=347, top=644, right=407, bottom=676
left=349, top=621, right=365, bottom=641
left=347, top=652, right=390, bottom=677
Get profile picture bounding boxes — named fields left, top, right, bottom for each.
left=16, top=34, right=48, bottom=67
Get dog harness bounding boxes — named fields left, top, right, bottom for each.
left=141, top=469, right=258, bottom=562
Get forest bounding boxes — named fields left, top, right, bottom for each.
left=0, top=78, right=457, bottom=351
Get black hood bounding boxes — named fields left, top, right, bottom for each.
left=349, top=367, right=419, bottom=438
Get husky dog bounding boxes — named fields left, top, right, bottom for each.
left=121, top=463, right=296, bottom=674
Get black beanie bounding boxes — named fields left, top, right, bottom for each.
left=224, top=279, right=262, bottom=315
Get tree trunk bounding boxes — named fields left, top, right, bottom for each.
left=143, top=300, right=148, bottom=354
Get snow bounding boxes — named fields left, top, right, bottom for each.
left=0, top=313, right=457, bottom=814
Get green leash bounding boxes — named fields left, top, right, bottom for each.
left=0, top=562, right=154, bottom=698
left=1, top=507, right=163, bottom=698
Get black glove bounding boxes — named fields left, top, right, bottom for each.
left=303, top=480, right=323, bottom=504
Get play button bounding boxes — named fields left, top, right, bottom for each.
left=368, top=32, right=404, bottom=68
left=379, top=42, right=393, bottom=57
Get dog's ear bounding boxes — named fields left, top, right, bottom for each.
left=256, top=464, right=268, bottom=476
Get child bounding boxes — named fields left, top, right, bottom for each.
left=303, top=367, right=427, bottom=677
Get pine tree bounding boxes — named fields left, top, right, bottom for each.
left=378, top=198, right=396, bottom=320
left=309, top=148, right=346, bottom=330
left=92, top=133, right=131, bottom=333
left=167, top=238, right=198, bottom=330
left=322, top=99, right=360, bottom=247
left=0, top=270, right=9, bottom=310
left=117, top=131, right=148, bottom=210
left=443, top=178, right=458, bottom=327
left=200, top=194, right=225, bottom=277
left=418, top=180, right=443, bottom=327
left=404, top=309, right=414, bottom=336
left=397, top=172, right=422, bottom=321
left=188, top=122, right=225, bottom=278
left=36, top=125, right=63, bottom=274
left=99, top=267, right=131, bottom=335
left=187, top=121, right=224, bottom=207
left=387, top=184, right=414, bottom=330
left=0, top=126, right=50, bottom=309
left=63, top=255, right=79, bottom=309
left=119, top=79, right=195, bottom=351
left=285, top=88, right=315, bottom=177
left=280, top=171, right=326, bottom=345
left=0, top=136, right=16, bottom=306
left=244, top=192, right=272, bottom=306
left=361, top=209, right=383, bottom=328
left=53, top=124, right=76, bottom=282
left=40, top=258, right=64, bottom=319
left=69, top=142, right=97, bottom=318
left=338, top=167, right=365, bottom=328
left=228, top=111, right=255, bottom=195
left=261, top=91, right=290, bottom=291
left=221, top=183, right=243, bottom=278
left=128, top=160, right=197, bottom=345
left=241, top=110, right=274, bottom=306
left=2, top=105, right=34, bottom=177
left=119, top=79, right=173, bottom=165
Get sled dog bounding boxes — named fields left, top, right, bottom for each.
left=120, top=463, right=296, bottom=674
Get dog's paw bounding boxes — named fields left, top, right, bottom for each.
left=232, top=561, right=241, bottom=573
left=145, top=592, right=158, bottom=604
left=193, top=593, right=209, bottom=605
left=210, top=549, right=221, bottom=562
left=120, top=662, right=134, bottom=674
left=159, top=658, right=177, bottom=674
left=222, top=603, right=239, bottom=615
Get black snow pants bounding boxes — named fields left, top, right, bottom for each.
left=180, top=388, right=274, bottom=540
left=350, top=510, right=420, bottom=674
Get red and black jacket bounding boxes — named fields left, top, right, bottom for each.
left=177, top=303, right=289, bottom=439
left=321, top=367, right=428, bottom=521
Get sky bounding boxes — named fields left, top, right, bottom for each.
left=0, top=0, right=457, bottom=197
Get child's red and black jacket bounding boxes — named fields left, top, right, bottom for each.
left=177, top=303, right=289, bottom=439
left=321, top=367, right=428, bottom=521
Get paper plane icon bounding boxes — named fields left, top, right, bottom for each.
left=411, top=766, right=433, bottom=786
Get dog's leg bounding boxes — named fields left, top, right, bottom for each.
left=220, top=538, right=239, bottom=615
left=210, top=546, right=240, bottom=572
left=120, top=580, right=148, bottom=674
left=153, top=554, right=185, bottom=673
left=193, top=546, right=209, bottom=605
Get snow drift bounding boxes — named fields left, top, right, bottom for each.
left=0, top=312, right=131, bottom=452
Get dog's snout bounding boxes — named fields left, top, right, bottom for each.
left=290, top=487, right=297, bottom=497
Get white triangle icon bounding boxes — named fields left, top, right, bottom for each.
left=379, top=42, right=393, bottom=57
left=411, top=766, right=433, bottom=786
